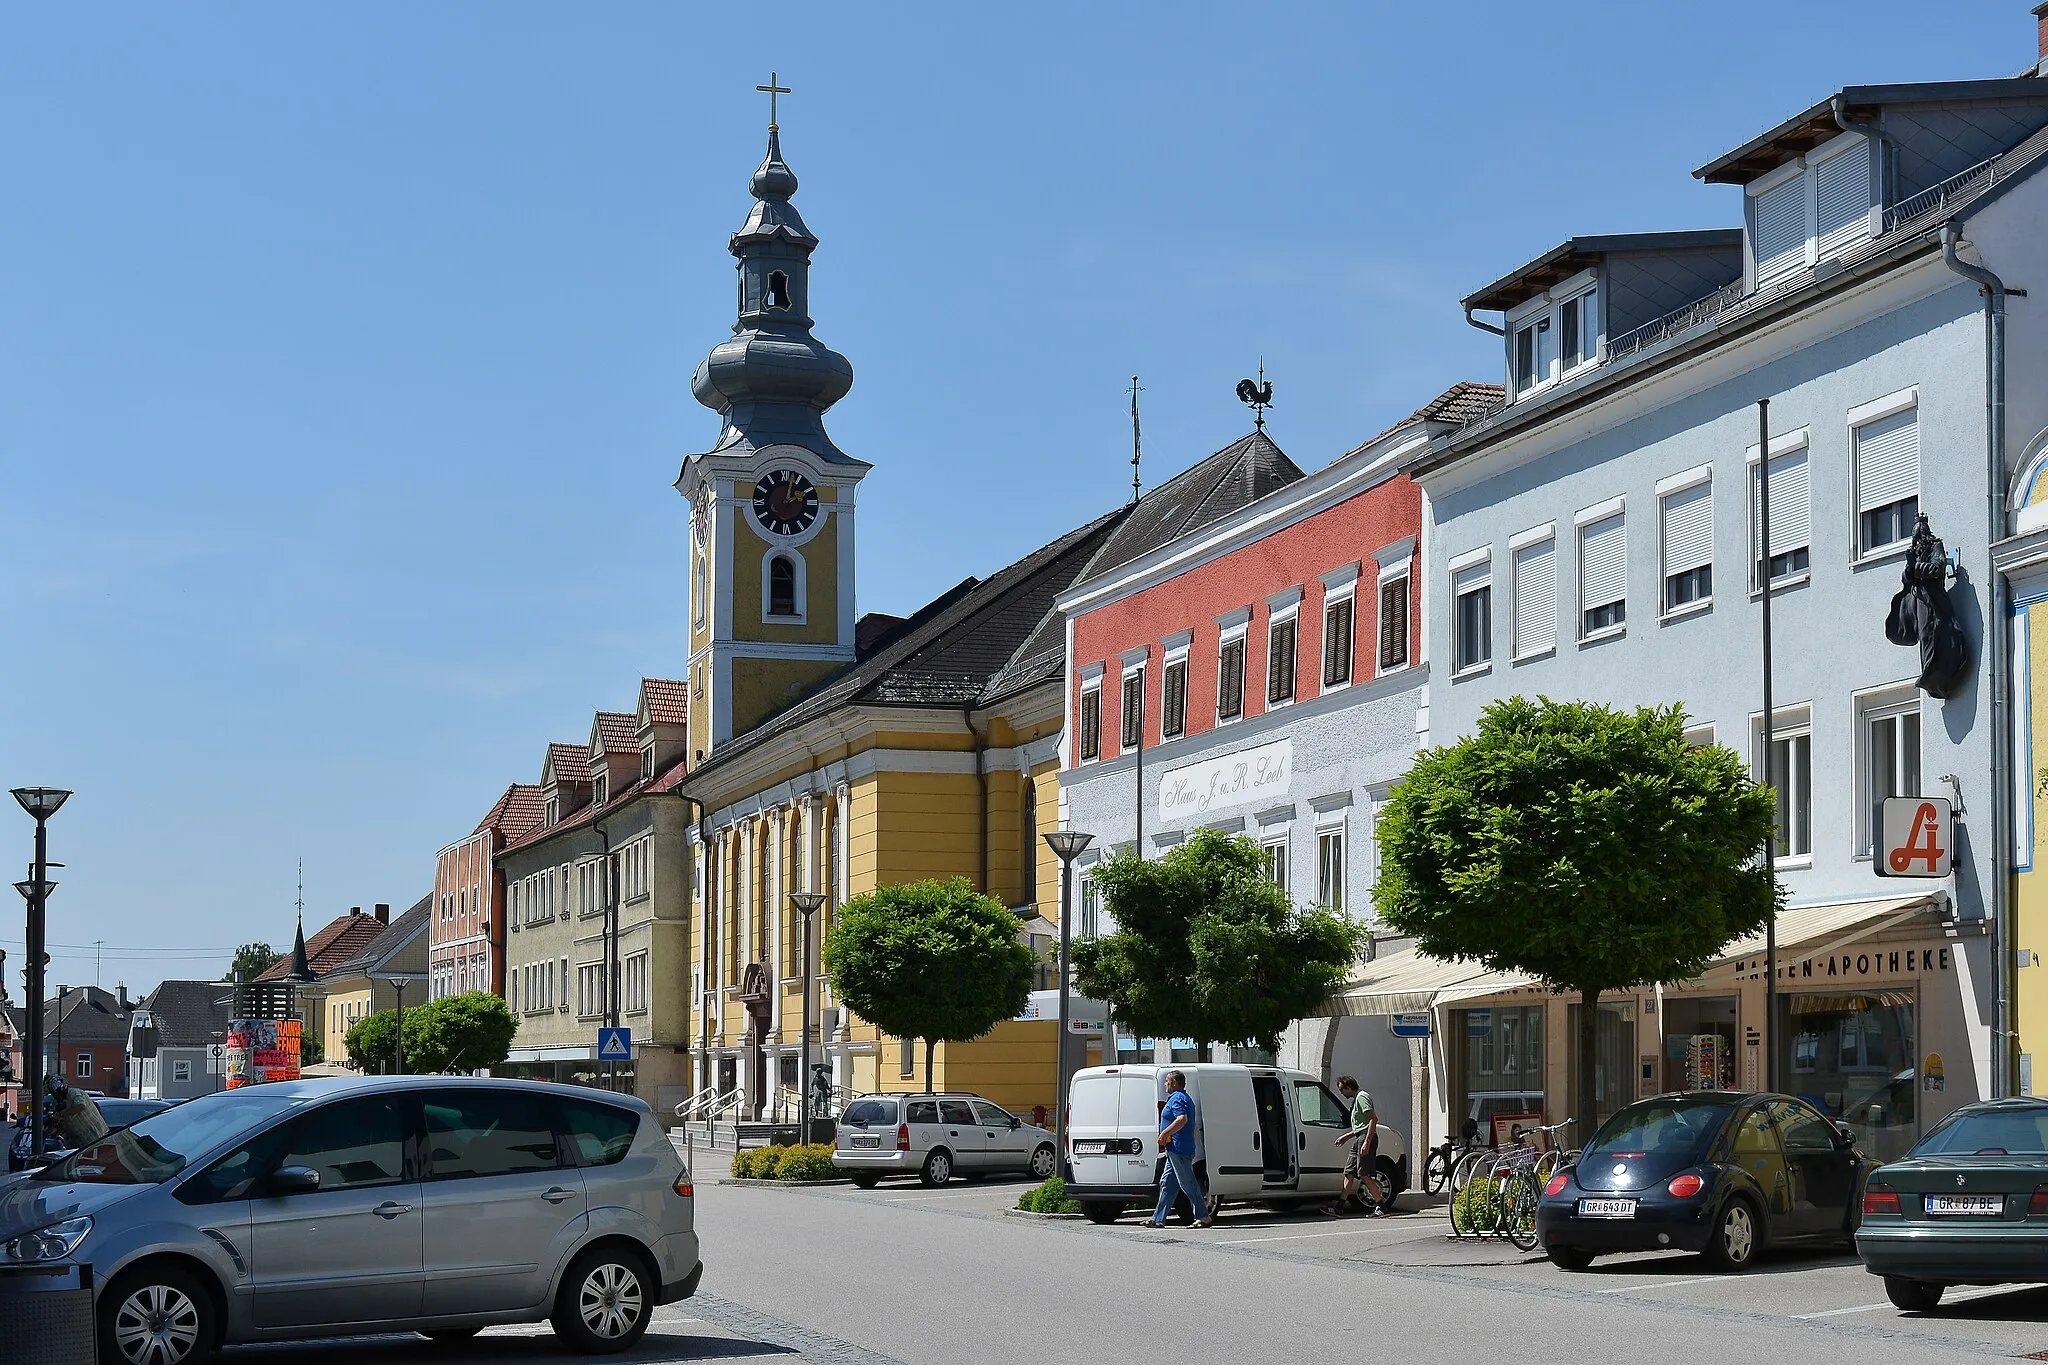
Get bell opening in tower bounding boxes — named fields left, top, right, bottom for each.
left=767, top=271, right=791, bottom=310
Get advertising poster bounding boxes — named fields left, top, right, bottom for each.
left=225, top=1016, right=303, bottom=1088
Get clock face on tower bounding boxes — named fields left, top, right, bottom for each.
left=752, top=469, right=819, bottom=537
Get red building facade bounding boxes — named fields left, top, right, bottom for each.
left=431, top=784, right=542, bottom=1000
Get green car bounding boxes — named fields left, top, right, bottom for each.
left=1855, top=1097, right=2048, bottom=1311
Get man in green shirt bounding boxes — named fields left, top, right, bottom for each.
left=1324, top=1075, right=1388, bottom=1216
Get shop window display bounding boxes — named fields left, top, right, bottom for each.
left=1453, top=1004, right=1545, bottom=1131
left=1779, top=991, right=1916, bottom=1162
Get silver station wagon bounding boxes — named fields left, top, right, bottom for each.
left=0, top=1075, right=702, bottom=1365
left=832, top=1092, right=1057, bottom=1187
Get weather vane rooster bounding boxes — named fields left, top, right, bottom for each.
left=1236, top=366, right=1273, bottom=432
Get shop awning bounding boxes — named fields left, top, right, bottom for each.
left=1314, top=892, right=1947, bottom=1017
left=1315, top=944, right=1532, bottom=1017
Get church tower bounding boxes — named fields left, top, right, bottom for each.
left=677, top=104, right=868, bottom=759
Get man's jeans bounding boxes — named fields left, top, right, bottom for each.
left=1152, top=1147, right=1207, bottom=1223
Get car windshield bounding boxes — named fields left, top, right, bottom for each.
left=1582, top=1097, right=1735, bottom=1162
left=1912, top=1108, right=2048, bottom=1156
left=841, top=1099, right=897, bottom=1128
left=38, top=1092, right=302, bottom=1185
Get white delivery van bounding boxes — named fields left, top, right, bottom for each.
left=1062, top=1063, right=1407, bottom=1224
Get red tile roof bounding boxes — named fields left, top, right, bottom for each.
left=593, top=711, right=638, bottom=757
left=255, top=911, right=388, bottom=981
left=640, top=678, right=688, bottom=728
left=1355, top=381, right=1506, bottom=451
left=545, top=743, right=591, bottom=785
left=474, top=783, right=544, bottom=842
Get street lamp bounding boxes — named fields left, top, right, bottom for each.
left=789, top=892, right=827, bottom=1141
left=12, top=787, right=70, bottom=1162
left=375, top=974, right=414, bottom=1075
left=1042, top=829, right=1094, bottom=1151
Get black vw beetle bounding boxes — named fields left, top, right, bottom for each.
left=1536, top=1091, right=1867, bottom=1270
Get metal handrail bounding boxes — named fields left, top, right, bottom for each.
left=1884, top=153, right=2003, bottom=233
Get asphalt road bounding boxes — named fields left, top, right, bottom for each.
left=226, top=1175, right=2048, bottom=1364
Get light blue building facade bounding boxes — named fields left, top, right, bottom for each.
left=1375, top=76, right=2048, bottom=1156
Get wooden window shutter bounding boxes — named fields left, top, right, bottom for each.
left=1378, top=577, right=1409, bottom=670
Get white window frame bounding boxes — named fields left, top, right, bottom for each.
left=1319, top=564, right=1359, bottom=692
left=1575, top=497, right=1628, bottom=644
left=1314, top=815, right=1346, bottom=917
left=1657, top=465, right=1715, bottom=620
left=1259, top=831, right=1289, bottom=895
left=1684, top=723, right=1717, bottom=749
left=1506, top=268, right=1601, bottom=400
left=172, top=1058, right=192, bottom=1084
left=1746, top=134, right=1876, bottom=288
left=1855, top=683, right=1923, bottom=860
left=1217, top=610, right=1251, bottom=724
left=1450, top=548, right=1492, bottom=677
left=1752, top=705, right=1814, bottom=869
left=1077, top=663, right=1104, bottom=764
left=1848, top=387, right=1921, bottom=563
left=76, top=1052, right=92, bottom=1079
left=1747, top=427, right=1813, bottom=593
left=761, top=546, right=808, bottom=624
left=1160, top=634, right=1192, bottom=738
left=1375, top=556, right=1412, bottom=676
left=1119, top=657, right=1146, bottom=752
left=1508, top=522, right=1557, bottom=662
left=1266, top=588, right=1302, bottom=708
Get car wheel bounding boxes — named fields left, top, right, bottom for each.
left=1029, top=1143, right=1056, bottom=1180
left=1884, top=1276, right=1946, bottom=1312
left=1377, top=1157, right=1404, bottom=1210
left=1546, top=1246, right=1596, bottom=1272
left=100, top=1264, right=216, bottom=1365
left=1081, top=1201, right=1122, bottom=1225
left=850, top=1172, right=882, bottom=1189
left=920, top=1148, right=953, bottom=1187
left=423, top=1328, right=483, bottom=1342
left=1702, top=1197, right=1761, bottom=1272
left=550, top=1244, right=654, bottom=1354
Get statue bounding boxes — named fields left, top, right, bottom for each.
left=1884, top=514, right=1972, bottom=698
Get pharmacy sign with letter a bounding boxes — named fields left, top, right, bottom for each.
left=1877, top=796, right=1954, bottom=878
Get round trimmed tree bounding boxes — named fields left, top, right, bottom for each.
left=1374, top=698, right=1779, bottom=1131
left=823, top=877, right=1036, bottom=1091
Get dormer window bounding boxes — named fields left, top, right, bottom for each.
left=593, top=772, right=608, bottom=807
left=544, top=794, right=560, bottom=826
left=641, top=743, right=656, bottom=781
left=1748, top=134, right=1874, bottom=288
left=767, top=271, right=791, bottom=310
left=1508, top=275, right=1599, bottom=400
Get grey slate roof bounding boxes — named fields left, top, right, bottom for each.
left=138, top=980, right=234, bottom=1049
left=685, top=432, right=1304, bottom=785
left=1695, top=79, right=2048, bottom=184
left=46, top=986, right=130, bottom=1045
left=1462, top=232, right=1745, bottom=313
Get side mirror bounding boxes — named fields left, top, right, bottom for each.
left=268, top=1165, right=321, bottom=1196
left=1009, top=1117, right=1021, bottom=1130
left=1835, top=1123, right=1857, bottom=1148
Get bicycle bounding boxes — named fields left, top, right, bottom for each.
left=1515, top=1118, right=1578, bottom=1185
left=1423, top=1117, right=1482, bottom=1196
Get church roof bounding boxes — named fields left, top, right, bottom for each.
left=684, top=432, right=1306, bottom=784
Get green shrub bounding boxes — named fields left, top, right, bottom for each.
left=773, top=1144, right=840, bottom=1181
left=1017, top=1176, right=1083, bottom=1214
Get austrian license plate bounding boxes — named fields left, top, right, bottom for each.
left=1925, top=1194, right=2004, bottom=1215
left=1073, top=1140, right=1108, bottom=1155
left=1577, top=1198, right=1638, bottom=1219
left=849, top=1135, right=880, bottom=1149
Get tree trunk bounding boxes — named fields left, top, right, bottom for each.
left=1577, top=988, right=1600, bottom=1140
left=924, top=1037, right=937, bottom=1094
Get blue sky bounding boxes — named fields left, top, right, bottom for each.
left=0, top=3, right=2028, bottom=994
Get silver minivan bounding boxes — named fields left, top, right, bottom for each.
left=832, top=1092, right=1057, bottom=1187
left=0, top=1075, right=701, bottom=1365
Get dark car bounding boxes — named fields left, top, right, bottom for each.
left=1855, top=1097, right=2048, bottom=1311
left=8, top=1098, right=176, bottom=1172
left=1535, top=1091, right=1867, bottom=1271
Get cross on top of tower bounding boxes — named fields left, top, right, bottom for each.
left=756, top=72, right=791, bottom=131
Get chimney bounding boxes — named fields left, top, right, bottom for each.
left=350, top=906, right=362, bottom=917
left=375, top=903, right=390, bottom=924
left=117, top=984, right=129, bottom=1010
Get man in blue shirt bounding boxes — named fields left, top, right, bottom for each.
left=1145, top=1070, right=1213, bottom=1228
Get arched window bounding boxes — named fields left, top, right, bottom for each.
left=769, top=555, right=797, bottom=616
left=1021, top=780, right=1038, bottom=906
left=767, top=271, right=791, bottom=310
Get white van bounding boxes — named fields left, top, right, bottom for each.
left=1063, top=1063, right=1407, bottom=1224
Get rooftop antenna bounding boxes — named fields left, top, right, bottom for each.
left=1129, top=376, right=1144, bottom=504
left=1236, top=361, right=1274, bottom=434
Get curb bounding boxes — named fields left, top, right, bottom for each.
left=1002, top=1206, right=1085, bottom=1220
left=717, top=1177, right=854, bottom=1188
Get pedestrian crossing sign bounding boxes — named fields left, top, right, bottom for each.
left=597, top=1027, right=632, bottom=1061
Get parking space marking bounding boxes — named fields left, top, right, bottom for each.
left=881, top=1191, right=1009, bottom=1202
left=1792, top=1301, right=1888, bottom=1320
left=1592, top=1275, right=1725, bottom=1294
left=1213, top=1227, right=1388, bottom=1245
left=1791, top=1282, right=2048, bottom=1320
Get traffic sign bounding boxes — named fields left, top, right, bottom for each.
left=1389, top=1011, right=1432, bottom=1039
left=1877, top=797, right=1954, bottom=878
left=597, top=1027, right=632, bottom=1061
